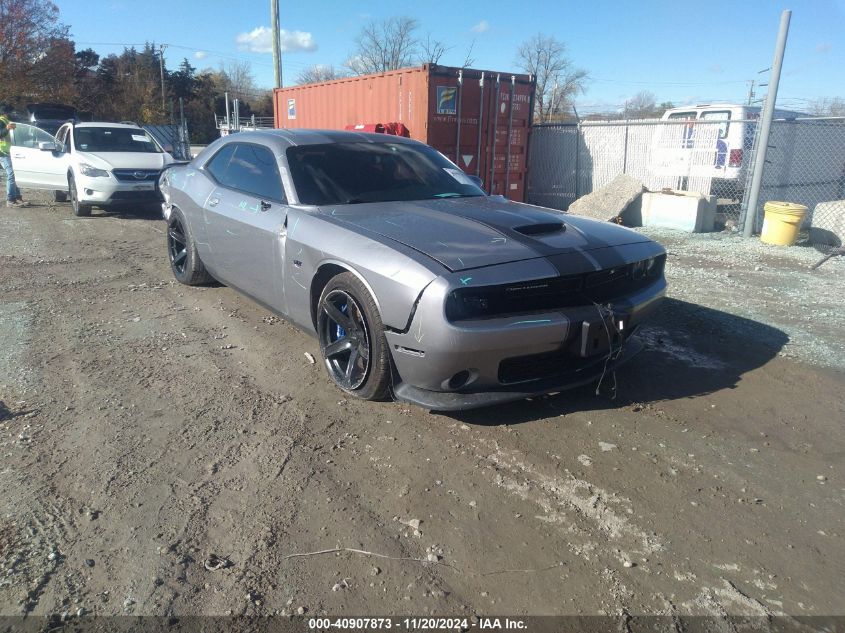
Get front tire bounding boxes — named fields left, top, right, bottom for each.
left=317, top=273, right=391, bottom=401
left=167, top=207, right=213, bottom=285
left=68, top=175, right=91, bottom=217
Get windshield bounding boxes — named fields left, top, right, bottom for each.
left=74, top=127, right=161, bottom=153
left=286, top=142, right=484, bottom=205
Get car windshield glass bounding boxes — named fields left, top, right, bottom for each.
left=286, top=142, right=484, bottom=205
left=29, top=105, right=76, bottom=119
left=74, top=128, right=160, bottom=153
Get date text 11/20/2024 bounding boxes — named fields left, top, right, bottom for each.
left=307, top=618, right=527, bottom=630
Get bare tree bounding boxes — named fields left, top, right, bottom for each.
left=419, top=33, right=450, bottom=65
left=296, top=64, right=345, bottom=85
left=623, top=91, right=662, bottom=119
left=515, top=33, right=587, bottom=122
left=219, top=60, right=258, bottom=101
left=346, top=16, right=419, bottom=75
left=809, top=97, right=845, bottom=116
left=462, top=37, right=477, bottom=68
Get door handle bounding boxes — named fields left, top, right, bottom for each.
left=12, top=154, right=24, bottom=159
left=208, top=197, right=220, bottom=207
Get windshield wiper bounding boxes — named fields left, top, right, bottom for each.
left=432, top=192, right=481, bottom=199
left=343, top=198, right=367, bottom=204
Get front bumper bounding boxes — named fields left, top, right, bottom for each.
left=76, top=175, right=162, bottom=206
left=384, top=275, right=665, bottom=412
left=392, top=335, right=644, bottom=411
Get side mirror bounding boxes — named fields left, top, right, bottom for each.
left=468, top=175, right=484, bottom=189
left=38, top=141, right=58, bottom=152
left=163, top=143, right=174, bottom=154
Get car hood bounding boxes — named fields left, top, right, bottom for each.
left=318, top=196, right=652, bottom=272
left=76, top=151, right=171, bottom=171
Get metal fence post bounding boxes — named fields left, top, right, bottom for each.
left=574, top=121, right=581, bottom=201
left=622, top=123, right=629, bottom=174
left=742, top=9, right=792, bottom=237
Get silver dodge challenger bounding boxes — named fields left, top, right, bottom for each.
left=159, top=129, right=666, bottom=410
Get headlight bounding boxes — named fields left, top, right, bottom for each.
left=79, top=163, right=109, bottom=178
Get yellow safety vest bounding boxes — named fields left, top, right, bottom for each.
left=0, top=115, right=11, bottom=155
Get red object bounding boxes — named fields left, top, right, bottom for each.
left=274, top=64, right=536, bottom=201
left=729, top=149, right=743, bottom=167
left=343, top=122, right=411, bottom=137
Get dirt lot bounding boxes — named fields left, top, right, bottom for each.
left=0, top=193, right=843, bottom=620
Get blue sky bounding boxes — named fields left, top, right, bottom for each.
left=59, top=0, right=845, bottom=113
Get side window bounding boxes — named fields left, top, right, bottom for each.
left=55, top=127, right=69, bottom=151
left=10, top=123, right=57, bottom=149
left=206, top=143, right=237, bottom=184
left=700, top=111, right=731, bottom=140
left=206, top=143, right=285, bottom=202
left=667, top=111, right=697, bottom=120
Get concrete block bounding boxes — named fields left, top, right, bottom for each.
left=809, top=200, right=845, bottom=247
left=640, top=190, right=717, bottom=233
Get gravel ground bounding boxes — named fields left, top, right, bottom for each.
left=0, top=192, right=842, bottom=621
left=639, top=227, right=845, bottom=371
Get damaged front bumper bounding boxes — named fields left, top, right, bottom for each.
left=384, top=272, right=665, bottom=412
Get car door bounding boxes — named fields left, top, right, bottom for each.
left=202, top=141, right=289, bottom=312
left=9, top=123, right=69, bottom=190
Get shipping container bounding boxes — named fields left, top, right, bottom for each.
left=273, top=64, right=535, bottom=201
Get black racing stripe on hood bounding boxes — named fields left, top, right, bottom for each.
left=429, top=202, right=630, bottom=274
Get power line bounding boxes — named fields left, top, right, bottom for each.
left=75, top=41, right=312, bottom=71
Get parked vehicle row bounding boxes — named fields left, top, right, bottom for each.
left=10, top=122, right=666, bottom=410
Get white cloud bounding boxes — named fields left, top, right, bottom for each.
left=707, top=63, right=724, bottom=74
left=470, top=20, right=490, bottom=33
left=816, top=42, right=831, bottom=54
left=194, top=50, right=208, bottom=60
left=236, top=26, right=317, bottom=54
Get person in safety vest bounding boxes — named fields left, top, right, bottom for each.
left=0, top=104, right=29, bottom=208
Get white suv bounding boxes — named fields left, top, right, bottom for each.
left=10, top=121, right=174, bottom=216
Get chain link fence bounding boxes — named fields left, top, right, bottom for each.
left=742, top=117, right=845, bottom=242
left=143, top=123, right=192, bottom=161
left=528, top=116, right=845, bottom=236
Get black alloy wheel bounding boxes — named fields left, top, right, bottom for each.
left=318, top=289, right=371, bottom=390
left=168, top=216, right=189, bottom=276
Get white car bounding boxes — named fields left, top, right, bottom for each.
left=9, top=121, right=174, bottom=216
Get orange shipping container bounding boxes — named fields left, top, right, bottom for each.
left=273, top=64, right=536, bottom=202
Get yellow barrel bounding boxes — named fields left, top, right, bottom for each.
left=760, top=201, right=808, bottom=246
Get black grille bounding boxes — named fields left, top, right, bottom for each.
left=445, top=255, right=665, bottom=322
left=112, top=169, right=161, bottom=182
left=498, top=348, right=610, bottom=384
left=109, top=190, right=162, bottom=201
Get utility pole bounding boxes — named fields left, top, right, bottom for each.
left=158, top=44, right=168, bottom=114
left=746, top=80, right=755, bottom=106
left=271, top=0, right=283, bottom=88
left=742, top=10, right=791, bottom=237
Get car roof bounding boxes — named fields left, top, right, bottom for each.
left=226, top=128, right=421, bottom=149
left=71, top=122, right=145, bottom=130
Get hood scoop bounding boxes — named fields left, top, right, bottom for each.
left=513, top=222, right=566, bottom=236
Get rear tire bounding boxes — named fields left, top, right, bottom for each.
left=167, top=206, right=213, bottom=285
left=68, top=175, right=91, bottom=217
left=317, top=273, right=391, bottom=401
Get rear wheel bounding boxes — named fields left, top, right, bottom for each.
left=167, top=207, right=213, bottom=285
left=68, top=175, right=91, bottom=217
left=317, top=273, right=391, bottom=401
